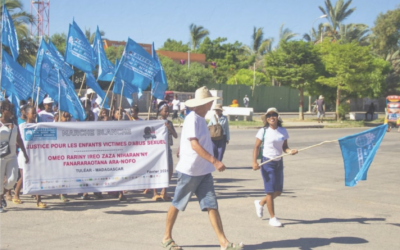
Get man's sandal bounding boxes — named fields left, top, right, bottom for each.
left=12, top=198, right=23, bottom=204
left=224, top=242, right=244, bottom=250
left=36, top=202, right=47, bottom=208
left=161, top=239, right=183, bottom=250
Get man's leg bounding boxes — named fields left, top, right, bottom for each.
left=163, top=205, right=180, bottom=243
left=208, top=208, right=230, bottom=249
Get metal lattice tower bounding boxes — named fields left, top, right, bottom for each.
left=30, top=0, right=50, bottom=40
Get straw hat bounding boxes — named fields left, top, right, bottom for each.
left=213, top=104, right=224, bottom=111
left=319, top=95, right=324, bottom=99
left=185, top=86, right=220, bottom=108
left=265, top=107, right=279, bottom=116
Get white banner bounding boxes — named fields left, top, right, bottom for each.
left=22, top=120, right=168, bottom=195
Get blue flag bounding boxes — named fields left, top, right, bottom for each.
left=48, top=40, right=65, bottom=62
left=151, top=42, right=168, bottom=100
left=35, top=39, right=74, bottom=79
left=114, top=38, right=160, bottom=90
left=93, top=27, right=114, bottom=81
left=8, top=93, right=21, bottom=117
left=338, top=124, right=388, bottom=187
left=85, top=73, right=110, bottom=109
left=25, top=63, right=34, bottom=73
left=113, top=78, right=135, bottom=106
left=65, top=21, right=95, bottom=73
left=0, top=91, right=4, bottom=101
left=1, top=5, right=19, bottom=60
left=58, top=70, right=86, bottom=121
left=1, top=50, right=33, bottom=101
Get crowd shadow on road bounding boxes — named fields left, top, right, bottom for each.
left=278, top=217, right=386, bottom=225
left=244, top=236, right=368, bottom=250
left=388, top=223, right=400, bottom=227
left=104, top=209, right=167, bottom=215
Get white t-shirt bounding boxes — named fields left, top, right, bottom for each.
left=256, top=126, right=289, bottom=161
left=172, top=99, right=180, bottom=111
left=38, top=110, right=54, bottom=123
left=180, top=102, right=186, bottom=111
left=175, top=112, right=215, bottom=176
left=93, top=107, right=100, bottom=121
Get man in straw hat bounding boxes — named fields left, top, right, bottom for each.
left=161, top=86, right=243, bottom=250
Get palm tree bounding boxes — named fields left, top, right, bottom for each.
left=303, top=23, right=325, bottom=44
left=338, top=23, right=370, bottom=45
left=319, top=0, right=356, bottom=41
left=189, top=23, right=209, bottom=50
left=84, top=28, right=105, bottom=44
left=279, top=24, right=297, bottom=43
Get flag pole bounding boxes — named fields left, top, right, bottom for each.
left=31, top=75, right=36, bottom=101
left=256, top=140, right=338, bottom=169
left=118, top=81, right=124, bottom=121
left=100, top=76, right=115, bottom=109
left=78, top=73, right=86, bottom=97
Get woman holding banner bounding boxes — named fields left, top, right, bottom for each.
left=252, top=108, right=297, bottom=227
left=13, top=105, right=47, bottom=208
left=0, top=100, right=29, bottom=213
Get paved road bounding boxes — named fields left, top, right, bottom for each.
left=1, top=128, right=399, bottom=250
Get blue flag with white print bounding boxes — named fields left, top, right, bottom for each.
left=93, top=27, right=114, bottom=81
left=1, top=50, right=33, bottom=101
left=338, top=124, right=387, bottom=187
left=151, top=42, right=168, bottom=100
left=58, top=70, right=86, bottom=121
left=1, top=4, right=19, bottom=60
left=48, top=40, right=65, bottom=62
left=85, top=72, right=110, bottom=109
left=113, top=78, right=134, bottom=106
left=65, top=21, right=95, bottom=73
left=35, top=39, right=74, bottom=80
left=114, top=38, right=160, bottom=90
left=25, top=63, right=34, bottom=73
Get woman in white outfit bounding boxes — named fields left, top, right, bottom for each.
left=0, top=100, right=29, bottom=213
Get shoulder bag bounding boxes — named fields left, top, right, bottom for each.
left=208, top=115, right=223, bottom=141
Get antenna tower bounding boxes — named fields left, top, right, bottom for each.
left=30, top=0, right=50, bottom=40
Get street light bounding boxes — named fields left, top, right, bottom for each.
left=308, top=14, right=327, bottom=113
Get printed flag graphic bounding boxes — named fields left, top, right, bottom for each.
left=1, top=4, right=19, bottom=60
left=114, top=38, right=160, bottom=90
left=151, top=42, right=167, bottom=100
left=338, top=124, right=387, bottom=187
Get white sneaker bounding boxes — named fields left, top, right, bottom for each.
left=0, top=207, right=3, bottom=213
left=269, top=217, right=282, bottom=227
left=254, top=200, right=264, bottom=218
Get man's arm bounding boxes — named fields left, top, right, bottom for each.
left=190, top=138, right=226, bottom=172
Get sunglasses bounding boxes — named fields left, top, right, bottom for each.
left=266, top=113, right=278, bottom=118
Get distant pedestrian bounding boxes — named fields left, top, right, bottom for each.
left=171, top=94, right=180, bottom=119
left=316, top=95, right=325, bottom=123
left=208, top=104, right=230, bottom=161
left=38, top=97, right=55, bottom=122
left=365, top=102, right=375, bottom=121
left=243, top=95, right=249, bottom=108
left=252, top=107, right=297, bottom=227
left=161, top=86, right=243, bottom=250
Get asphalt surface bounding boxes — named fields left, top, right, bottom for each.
left=1, top=127, right=399, bottom=250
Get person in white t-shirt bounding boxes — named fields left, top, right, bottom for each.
left=252, top=108, right=298, bottom=227
left=38, top=97, right=55, bottom=122
left=162, top=86, right=243, bottom=250
left=171, top=94, right=180, bottom=119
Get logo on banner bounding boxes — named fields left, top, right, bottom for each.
left=25, top=128, right=57, bottom=141
left=143, top=126, right=157, bottom=140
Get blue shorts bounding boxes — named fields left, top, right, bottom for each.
left=261, top=157, right=284, bottom=193
left=172, top=172, right=218, bottom=212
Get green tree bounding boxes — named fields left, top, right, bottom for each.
left=316, top=40, right=390, bottom=120
left=265, top=40, right=323, bottom=120
left=371, top=7, right=400, bottom=57
left=197, top=37, right=253, bottom=83
left=303, top=23, right=325, bottom=44
left=104, top=45, right=124, bottom=65
left=159, top=56, right=215, bottom=91
left=189, top=23, right=209, bottom=50
left=278, top=24, right=297, bottom=44
left=50, top=33, right=67, bottom=55
left=159, top=39, right=190, bottom=52
left=227, top=69, right=269, bottom=86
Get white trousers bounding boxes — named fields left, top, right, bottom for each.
left=1, top=156, right=18, bottom=194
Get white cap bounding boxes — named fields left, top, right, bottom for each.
left=43, top=97, right=54, bottom=104
left=87, top=88, right=95, bottom=95
left=265, top=107, right=279, bottom=116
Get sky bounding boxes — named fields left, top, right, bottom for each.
left=23, top=0, right=398, bottom=50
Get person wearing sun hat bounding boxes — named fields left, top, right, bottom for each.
left=162, top=86, right=244, bottom=250
left=38, top=97, right=55, bottom=122
left=252, top=107, right=298, bottom=227
left=208, top=104, right=230, bottom=161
